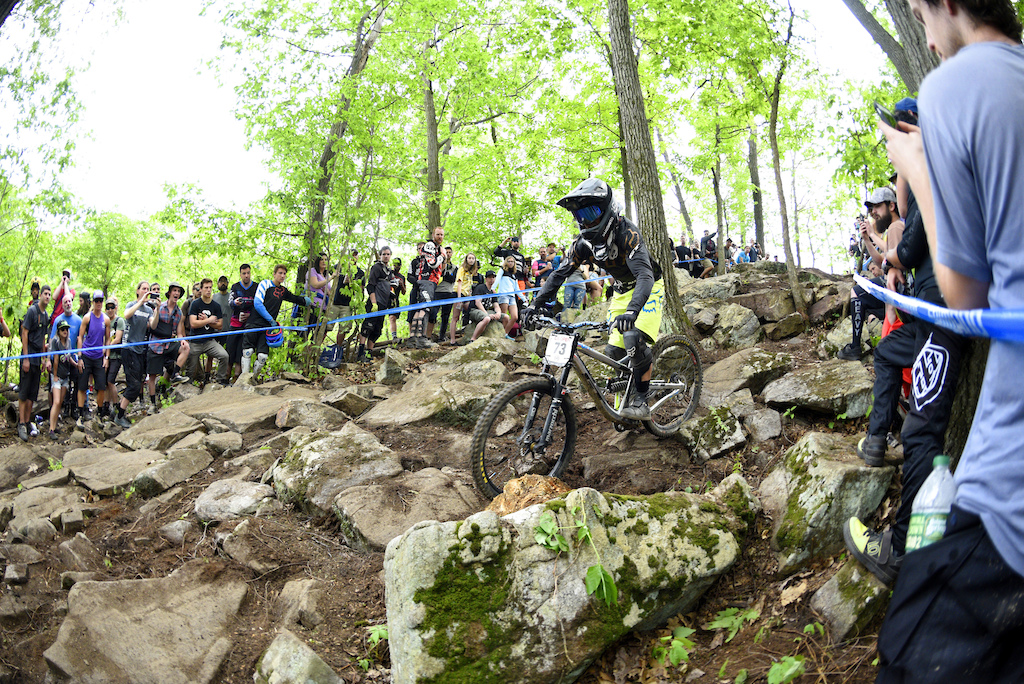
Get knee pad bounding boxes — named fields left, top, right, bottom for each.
left=253, top=353, right=269, bottom=375
left=604, top=344, right=627, bottom=364
left=622, top=329, right=652, bottom=373
left=241, top=348, right=253, bottom=373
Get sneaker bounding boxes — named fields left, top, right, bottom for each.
left=357, top=351, right=372, bottom=364
left=836, top=343, right=861, bottom=361
left=417, top=336, right=435, bottom=349
left=856, top=434, right=886, bottom=467
left=115, top=415, right=132, bottom=429
left=17, top=423, right=28, bottom=442
left=618, top=392, right=651, bottom=420
left=170, top=373, right=188, bottom=385
left=49, top=429, right=59, bottom=441
left=843, top=517, right=902, bottom=585
left=886, top=431, right=901, bottom=449
left=29, top=422, right=39, bottom=437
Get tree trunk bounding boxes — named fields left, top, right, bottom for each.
left=606, top=0, right=685, bottom=331
left=306, top=8, right=386, bottom=265
left=423, top=74, right=443, bottom=232
left=656, top=127, right=693, bottom=243
left=616, top=105, right=632, bottom=221
left=946, top=339, right=988, bottom=470
left=791, top=155, right=801, bottom=268
left=712, top=150, right=726, bottom=276
left=768, top=6, right=807, bottom=317
left=840, top=0, right=937, bottom=92
left=747, top=131, right=765, bottom=251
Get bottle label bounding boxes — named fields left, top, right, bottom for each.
left=906, top=512, right=948, bottom=552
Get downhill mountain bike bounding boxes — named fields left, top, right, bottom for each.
left=470, top=315, right=702, bottom=499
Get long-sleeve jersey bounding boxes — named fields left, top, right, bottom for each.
left=247, top=279, right=305, bottom=329
left=535, top=214, right=662, bottom=314
left=493, top=245, right=529, bottom=282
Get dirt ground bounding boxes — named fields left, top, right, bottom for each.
left=0, top=326, right=897, bottom=683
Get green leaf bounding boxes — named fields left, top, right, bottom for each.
left=735, top=669, right=749, bottom=684
left=767, top=655, right=806, bottom=684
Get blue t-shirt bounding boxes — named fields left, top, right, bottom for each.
left=51, top=312, right=83, bottom=356
left=920, top=41, right=1024, bottom=576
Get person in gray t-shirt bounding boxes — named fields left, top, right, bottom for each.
left=877, top=2, right=1024, bottom=680
left=114, top=280, right=155, bottom=428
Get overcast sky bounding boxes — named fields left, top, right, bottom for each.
left=58, top=0, right=888, bottom=220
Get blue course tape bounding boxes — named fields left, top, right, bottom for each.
left=1, top=275, right=616, bottom=363
left=854, top=274, right=1024, bottom=343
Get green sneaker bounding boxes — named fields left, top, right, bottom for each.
left=843, top=516, right=902, bottom=585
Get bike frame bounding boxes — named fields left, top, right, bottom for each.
left=520, top=320, right=690, bottom=454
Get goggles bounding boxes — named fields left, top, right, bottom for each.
left=571, top=205, right=603, bottom=226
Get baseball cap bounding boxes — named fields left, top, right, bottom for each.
left=894, top=97, right=918, bottom=114
left=865, top=187, right=896, bottom=207
left=92, top=291, right=105, bottom=301
left=56, top=319, right=70, bottom=330
left=79, top=290, right=90, bottom=300
left=485, top=270, right=497, bottom=278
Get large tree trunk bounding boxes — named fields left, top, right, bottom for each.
left=606, top=0, right=685, bottom=331
left=656, top=127, right=693, bottom=244
left=768, top=6, right=807, bottom=317
left=423, top=75, right=443, bottom=232
left=306, top=8, right=385, bottom=265
left=840, top=0, right=938, bottom=92
left=712, top=156, right=726, bottom=276
left=747, top=131, right=765, bottom=250
left=946, top=339, right=988, bottom=469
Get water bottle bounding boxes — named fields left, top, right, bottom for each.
left=905, top=455, right=957, bottom=552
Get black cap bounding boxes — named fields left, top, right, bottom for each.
left=485, top=270, right=497, bottom=278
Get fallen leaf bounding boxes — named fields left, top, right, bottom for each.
left=780, top=579, right=809, bottom=607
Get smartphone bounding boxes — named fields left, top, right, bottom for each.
left=874, top=101, right=898, bottom=129
left=149, top=293, right=160, bottom=300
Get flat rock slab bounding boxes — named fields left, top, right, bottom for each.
left=173, top=386, right=319, bottom=434
left=701, top=347, right=793, bottom=408
left=195, top=479, right=276, bottom=522
left=423, top=359, right=511, bottom=387
left=763, top=359, right=874, bottom=417
left=134, top=449, right=215, bottom=498
left=115, top=410, right=205, bottom=452
left=426, top=337, right=519, bottom=368
left=276, top=398, right=349, bottom=430
left=43, top=560, right=247, bottom=684
left=9, top=486, right=90, bottom=533
left=361, top=379, right=493, bottom=427
left=63, top=448, right=164, bottom=496
left=274, top=423, right=403, bottom=515
left=0, top=445, right=46, bottom=490
left=320, top=389, right=374, bottom=417
left=334, top=467, right=485, bottom=552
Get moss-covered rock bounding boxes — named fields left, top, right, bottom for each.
left=361, top=379, right=494, bottom=427
left=701, top=347, right=793, bottom=408
left=762, top=359, right=875, bottom=418
left=758, top=432, right=894, bottom=575
left=809, top=559, right=890, bottom=641
left=385, top=487, right=742, bottom=684
left=677, top=407, right=746, bottom=462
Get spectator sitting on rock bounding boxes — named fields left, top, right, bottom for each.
left=463, top=270, right=508, bottom=344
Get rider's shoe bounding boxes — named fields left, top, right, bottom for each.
left=619, top=391, right=651, bottom=420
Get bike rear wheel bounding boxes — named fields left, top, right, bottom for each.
left=470, top=376, right=577, bottom=500
left=643, top=334, right=703, bottom=437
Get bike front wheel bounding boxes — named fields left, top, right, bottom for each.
left=643, top=334, right=703, bottom=438
left=470, top=377, right=578, bottom=500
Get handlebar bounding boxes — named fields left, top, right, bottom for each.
left=530, top=315, right=610, bottom=334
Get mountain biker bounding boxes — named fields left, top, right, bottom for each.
left=522, top=178, right=664, bottom=420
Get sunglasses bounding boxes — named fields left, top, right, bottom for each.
left=571, top=205, right=603, bottom=226
left=105, top=303, right=116, bottom=310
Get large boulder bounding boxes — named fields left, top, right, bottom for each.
left=385, top=487, right=745, bottom=684
left=759, top=432, right=894, bottom=575
left=727, top=289, right=795, bottom=322
left=712, top=303, right=764, bottom=349
left=319, top=389, right=374, bottom=417
left=134, top=449, right=215, bottom=498
left=275, top=398, right=348, bottom=430
left=273, top=422, right=403, bottom=515
left=173, top=385, right=319, bottom=433
left=810, top=560, right=889, bottom=642
left=361, top=379, right=493, bottom=428
left=677, top=407, right=746, bottom=461
left=764, top=312, right=805, bottom=341
left=678, top=273, right=742, bottom=304
left=444, top=360, right=511, bottom=387
left=763, top=359, right=874, bottom=418
left=822, top=316, right=883, bottom=358
left=424, top=337, right=518, bottom=369
left=194, top=480, right=276, bottom=522
left=63, top=448, right=164, bottom=496
left=701, top=347, right=793, bottom=407
left=0, top=445, right=46, bottom=490
left=333, top=468, right=484, bottom=552
left=377, top=348, right=411, bottom=386
left=254, top=630, right=343, bottom=684
left=115, top=410, right=205, bottom=452
left=43, top=560, right=247, bottom=684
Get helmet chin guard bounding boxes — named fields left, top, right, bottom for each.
left=558, top=178, right=617, bottom=246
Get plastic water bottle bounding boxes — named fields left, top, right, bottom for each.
left=905, top=455, right=957, bottom=552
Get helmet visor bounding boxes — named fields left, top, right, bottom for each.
left=571, top=205, right=603, bottom=227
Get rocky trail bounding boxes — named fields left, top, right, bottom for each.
left=0, top=261, right=901, bottom=683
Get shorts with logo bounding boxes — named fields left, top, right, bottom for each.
left=606, top=278, right=664, bottom=349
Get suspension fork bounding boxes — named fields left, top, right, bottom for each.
left=520, top=362, right=573, bottom=452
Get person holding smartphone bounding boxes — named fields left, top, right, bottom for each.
left=113, top=281, right=154, bottom=428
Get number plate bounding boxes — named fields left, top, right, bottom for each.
left=544, top=333, right=574, bottom=367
